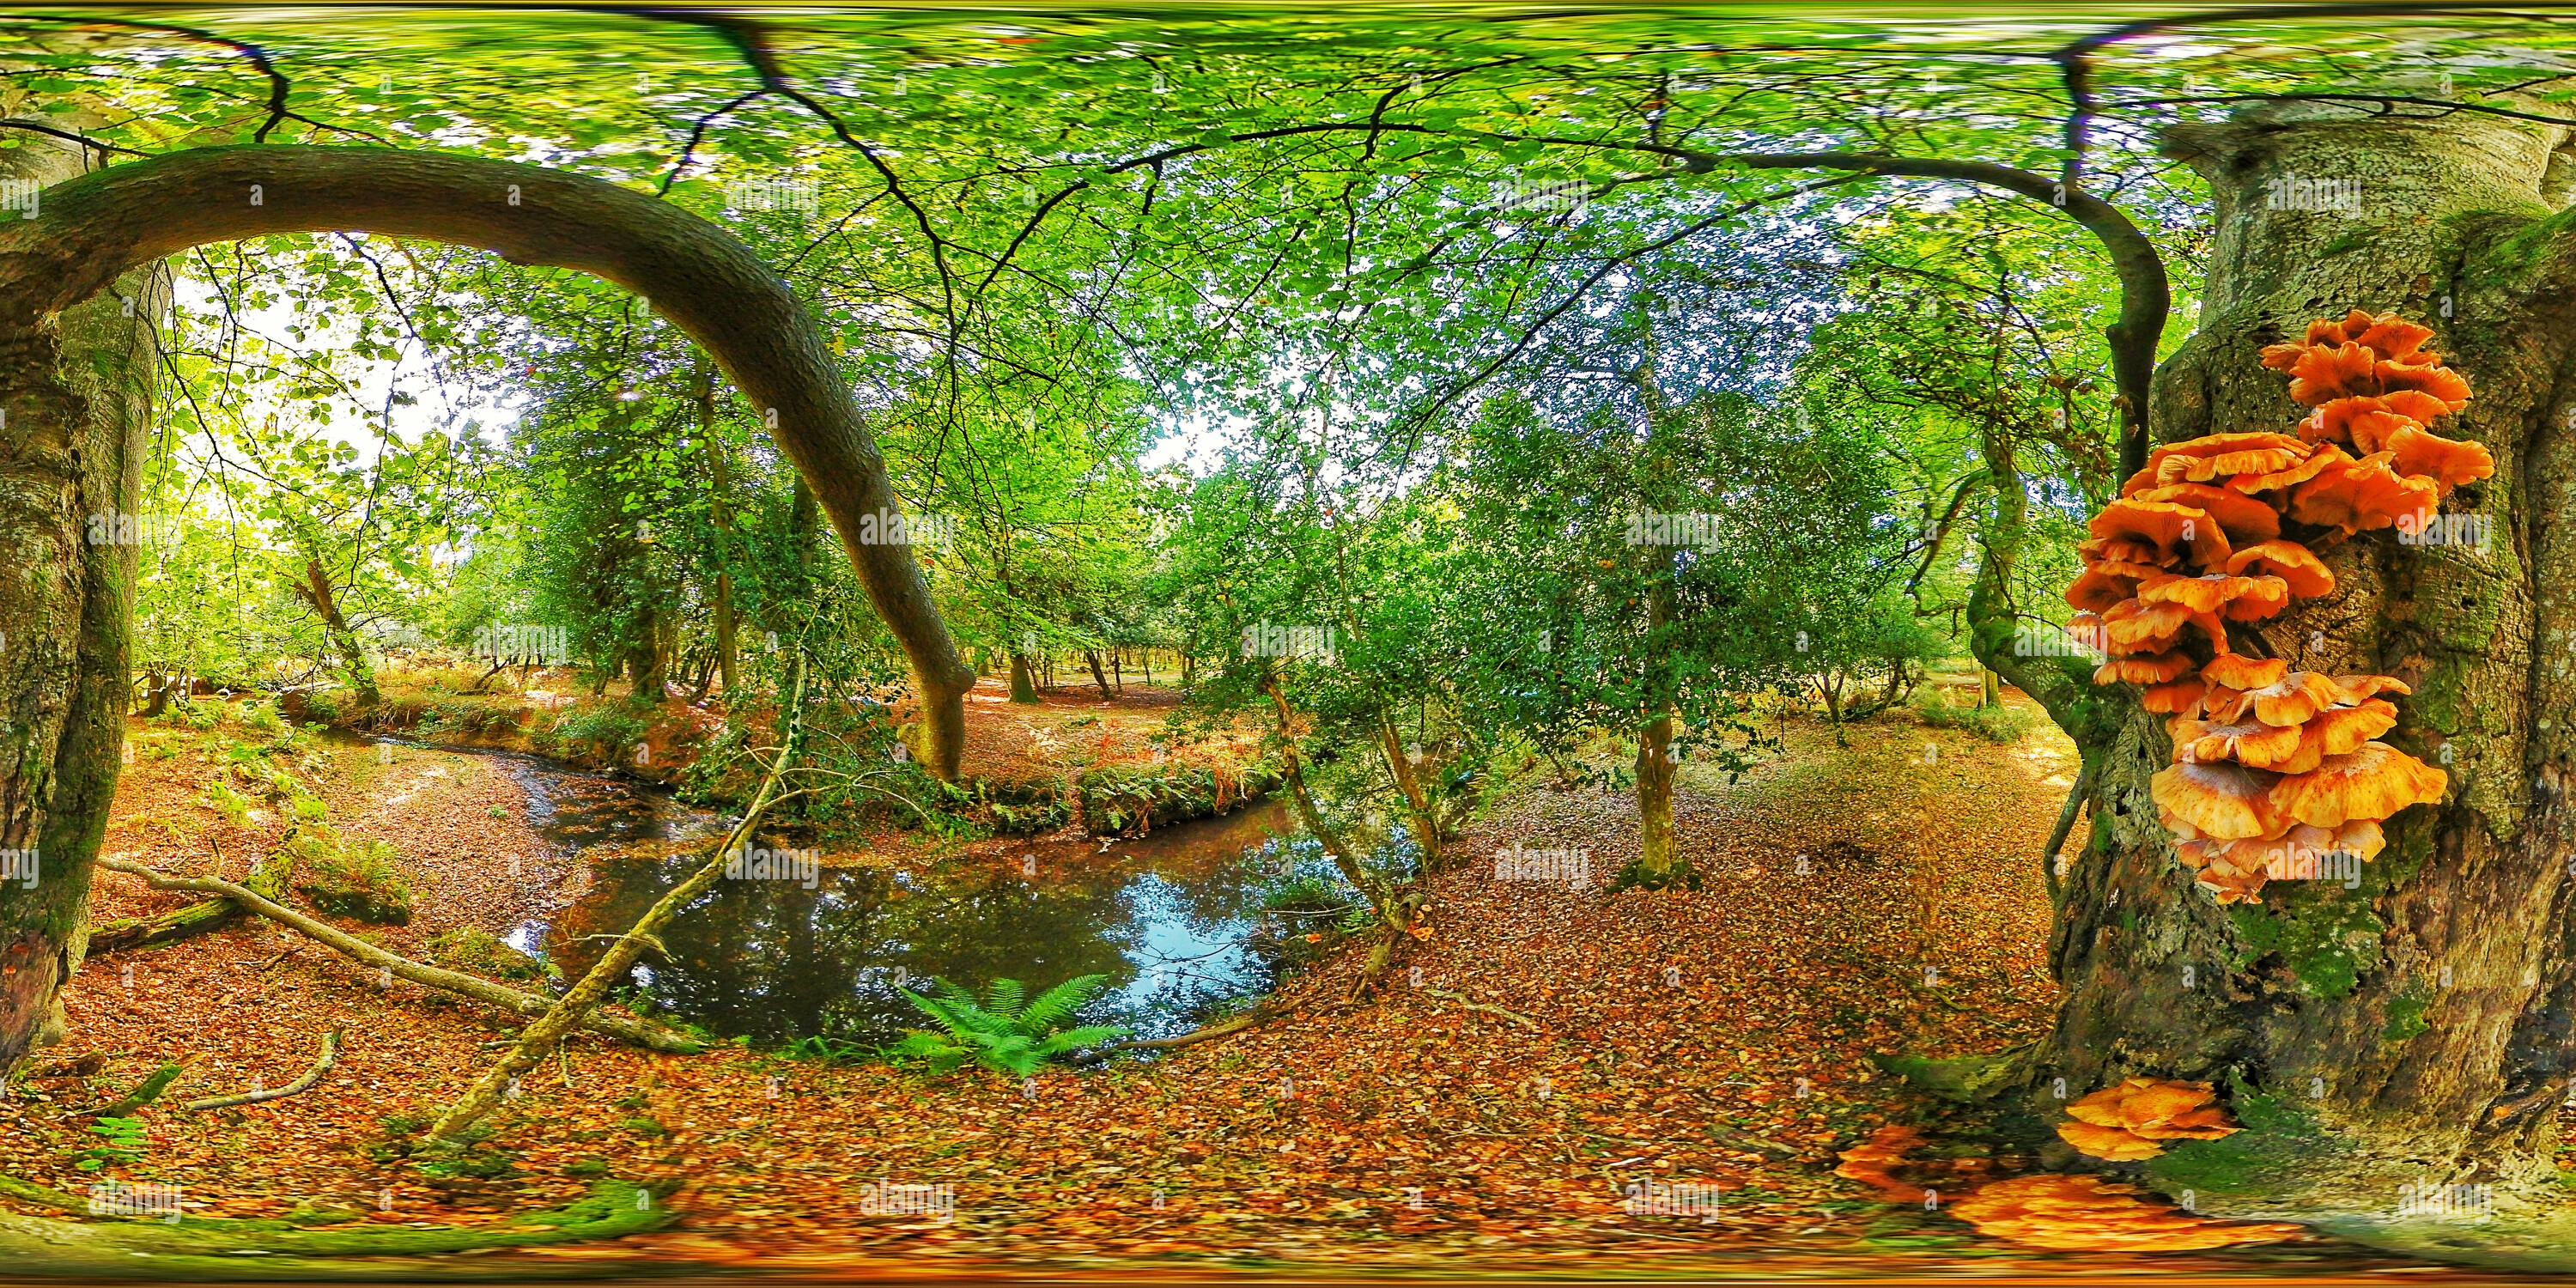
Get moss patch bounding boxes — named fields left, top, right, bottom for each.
left=2145, top=1083, right=2347, bottom=1200
left=2384, top=985, right=2433, bottom=1042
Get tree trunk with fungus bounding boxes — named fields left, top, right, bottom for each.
left=2023, top=99, right=2576, bottom=1266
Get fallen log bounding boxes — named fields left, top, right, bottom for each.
left=96, top=859, right=698, bottom=1054
left=85, top=851, right=290, bottom=957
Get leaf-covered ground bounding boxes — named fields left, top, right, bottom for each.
left=0, top=689, right=2424, bottom=1274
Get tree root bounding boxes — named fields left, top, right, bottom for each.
left=182, top=1026, right=339, bottom=1112
left=1420, top=986, right=1540, bottom=1030
left=1096, top=1007, right=1279, bottom=1056
left=97, top=859, right=699, bottom=1054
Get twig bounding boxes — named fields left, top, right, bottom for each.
left=1421, top=987, right=1540, bottom=1030
left=183, top=1026, right=341, bottom=1112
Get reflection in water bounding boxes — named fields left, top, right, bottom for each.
left=477, top=739, right=1338, bottom=1046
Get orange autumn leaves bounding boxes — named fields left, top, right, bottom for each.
left=2053, top=1076, right=2239, bottom=1161
left=2067, top=310, right=2470, bottom=904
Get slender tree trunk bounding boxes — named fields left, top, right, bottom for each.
left=2011, top=98, right=2576, bottom=1266
left=698, top=365, right=738, bottom=703
left=297, top=557, right=379, bottom=707
left=1376, top=716, right=1445, bottom=870
left=1263, top=677, right=1415, bottom=931
left=626, top=594, right=665, bottom=703
left=1618, top=544, right=1697, bottom=890
left=1009, top=652, right=1040, bottom=704
left=1980, top=666, right=2000, bottom=708
left=1085, top=648, right=1113, bottom=698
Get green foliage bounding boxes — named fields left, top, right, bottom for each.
left=1909, top=689, right=2038, bottom=743
left=74, top=1116, right=149, bottom=1173
left=300, top=689, right=347, bottom=724
left=428, top=927, right=544, bottom=982
left=281, top=824, right=416, bottom=925
left=543, top=701, right=653, bottom=760
left=782, top=1035, right=879, bottom=1064
left=199, top=781, right=255, bottom=825
left=888, top=975, right=1132, bottom=1077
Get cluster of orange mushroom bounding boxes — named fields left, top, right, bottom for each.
left=1948, top=1175, right=2304, bottom=1252
left=1833, top=1121, right=2299, bottom=1251
left=2067, top=310, right=2483, bottom=902
left=2053, top=1076, right=2239, bottom=1161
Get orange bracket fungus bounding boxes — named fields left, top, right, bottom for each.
left=2066, top=309, right=2476, bottom=905
left=1947, top=1175, right=2303, bottom=1252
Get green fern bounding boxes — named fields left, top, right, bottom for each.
left=889, top=975, right=1130, bottom=1077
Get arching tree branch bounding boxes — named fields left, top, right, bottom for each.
left=5, top=145, right=978, bottom=776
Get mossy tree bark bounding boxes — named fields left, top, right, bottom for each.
left=2023, top=98, right=2576, bottom=1267
left=0, top=128, right=160, bottom=1074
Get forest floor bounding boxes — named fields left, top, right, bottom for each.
left=0, top=682, right=2432, bottom=1277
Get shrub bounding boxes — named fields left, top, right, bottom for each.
left=281, top=824, right=415, bottom=925
left=301, top=688, right=346, bottom=724
left=888, top=975, right=1131, bottom=1076
left=544, top=701, right=653, bottom=760
left=200, top=781, right=254, bottom=825
left=1910, top=688, right=2039, bottom=744
left=238, top=701, right=284, bottom=734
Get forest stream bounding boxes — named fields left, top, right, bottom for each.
left=377, top=735, right=1309, bottom=1048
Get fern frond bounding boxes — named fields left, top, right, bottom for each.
left=1018, top=974, right=1111, bottom=1036
left=898, top=988, right=981, bottom=1041
left=985, top=977, right=1027, bottom=1023
left=886, top=1031, right=972, bottom=1074
left=1035, top=1024, right=1132, bottom=1056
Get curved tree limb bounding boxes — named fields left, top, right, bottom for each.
left=182, top=1024, right=338, bottom=1112
left=94, top=857, right=697, bottom=1054
left=3, top=145, right=977, bottom=779
left=1726, top=151, right=2168, bottom=477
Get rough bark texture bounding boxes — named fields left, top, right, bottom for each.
left=2026, top=97, right=2576, bottom=1266
left=0, top=129, right=159, bottom=1072
left=0, top=145, right=975, bottom=773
